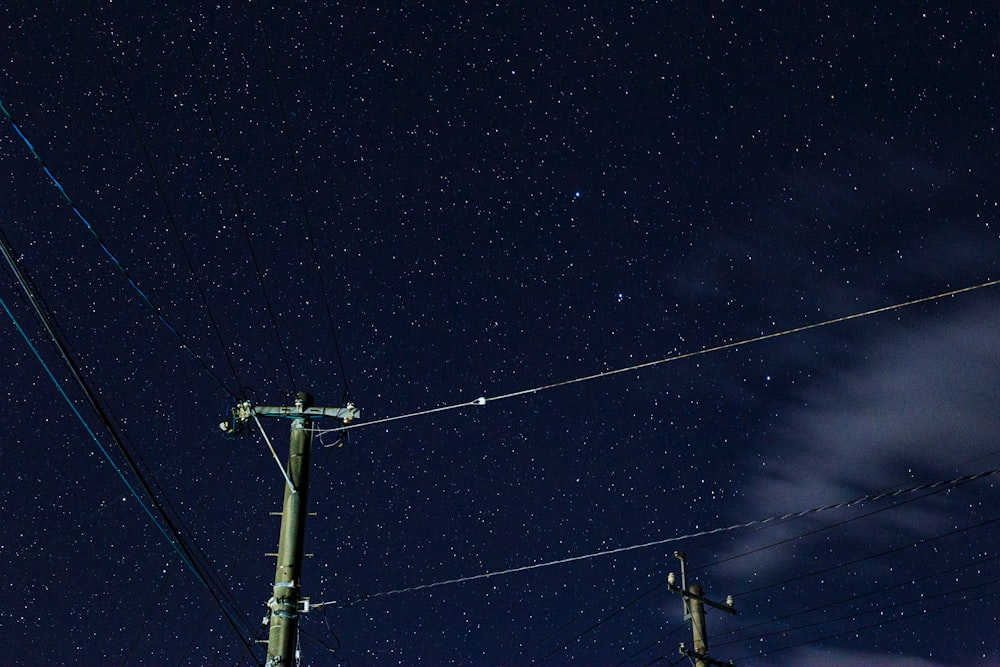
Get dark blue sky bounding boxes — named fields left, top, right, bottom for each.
left=2, top=4, right=998, bottom=666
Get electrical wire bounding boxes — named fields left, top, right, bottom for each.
left=10, top=24, right=996, bottom=656
left=0, top=289, right=263, bottom=663
left=534, top=473, right=999, bottom=665
left=126, top=430, right=244, bottom=665
left=253, top=412, right=297, bottom=492
left=90, top=5, right=245, bottom=397
left=711, top=548, right=1000, bottom=649
left=0, top=267, right=169, bottom=562
left=734, top=515, right=1000, bottom=599
left=172, top=8, right=300, bottom=392
left=627, top=512, right=1000, bottom=662
left=530, top=579, right=667, bottom=665
left=310, top=467, right=1000, bottom=607
left=88, top=15, right=284, bottom=644
left=8, top=51, right=263, bottom=650
left=0, top=230, right=264, bottom=665
left=689, top=478, right=984, bottom=580
left=251, top=0, right=354, bottom=402
left=782, top=574, right=1000, bottom=639
left=735, top=581, right=1000, bottom=662
left=617, top=623, right=689, bottom=667
left=0, top=97, right=241, bottom=400
left=515, top=569, right=675, bottom=665
left=299, top=607, right=352, bottom=666
left=612, top=449, right=1000, bottom=664
left=323, top=278, right=1000, bottom=434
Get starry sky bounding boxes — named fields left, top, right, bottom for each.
left=2, top=3, right=999, bottom=666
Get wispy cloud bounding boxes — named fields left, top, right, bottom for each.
left=726, top=295, right=1000, bottom=576
left=754, top=646, right=963, bottom=667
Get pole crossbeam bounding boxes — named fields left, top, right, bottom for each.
left=254, top=403, right=359, bottom=422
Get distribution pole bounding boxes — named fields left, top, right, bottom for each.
left=266, top=391, right=314, bottom=666
left=667, top=551, right=736, bottom=667
left=224, top=392, right=359, bottom=667
left=688, top=584, right=709, bottom=667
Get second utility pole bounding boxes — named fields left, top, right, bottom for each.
left=667, top=551, right=737, bottom=667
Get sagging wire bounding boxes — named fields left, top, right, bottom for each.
left=325, top=279, right=1000, bottom=435
left=0, top=97, right=241, bottom=401
left=0, top=230, right=264, bottom=664
left=250, top=0, right=354, bottom=403
left=310, top=467, right=1000, bottom=608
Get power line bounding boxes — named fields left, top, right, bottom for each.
left=125, top=430, right=244, bottom=664
left=0, top=229, right=264, bottom=664
left=549, top=500, right=1000, bottom=665
left=173, top=8, right=301, bottom=392
left=251, top=0, right=354, bottom=402
left=618, top=623, right=689, bottom=667
left=0, top=291, right=264, bottom=663
left=311, top=467, right=1000, bottom=607
left=627, top=514, right=1000, bottom=662
left=0, top=97, right=240, bottom=400
left=734, top=515, right=1000, bottom=599
left=712, top=548, right=1000, bottom=649
left=89, top=4, right=245, bottom=397
left=735, top=581, right=1000, bottom=662
left=642, top=653, right=687, bottom=667
left=0, top=256, right=171, bottom=559
left=689, top=471, right=992, bottom=580
left=530, top=579, right=667, bottom=665
left=324, top=278, right=1000, bottom=434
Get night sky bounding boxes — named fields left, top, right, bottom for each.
left=2, top=4, right=999, bottom=666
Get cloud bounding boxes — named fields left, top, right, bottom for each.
left=725, top=295, right=1000, bottom=576
left=755, top=646, right=962, bottom=667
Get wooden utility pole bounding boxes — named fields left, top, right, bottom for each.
left=227, top=392, right=359, bottom=667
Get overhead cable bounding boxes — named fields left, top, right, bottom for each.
left=311, top=467, right=1000, bottom=606
left=91, top=10, right=245, bottom=396
left=713, top=548, right=1000, bottom=649
left=0, top=97, right=239, bottom=400
left=251, top=0, right=354, bottom=401
left=171, top=10, right=300, bottom=393
left=0, top=229, right=264, bottom=664
left=735, top=581, right=1000, bottom=662
left=324, top=278, right=1000, bottom=434
left=530, top=579, right=667, bottom=665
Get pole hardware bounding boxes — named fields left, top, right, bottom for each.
left=231, top=392, right=358, bottom=667
left=666, top=551, right=737, bottom=667
left=221, top=398, right=360, bottom=436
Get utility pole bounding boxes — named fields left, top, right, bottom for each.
left=667, top=551, right=736, bottom=667
left=225, top=392, right=359, bottom=667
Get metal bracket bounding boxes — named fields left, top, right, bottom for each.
left=221, top=400, right=361, bottom=435
left=253, top=402, right=360, bottom=423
